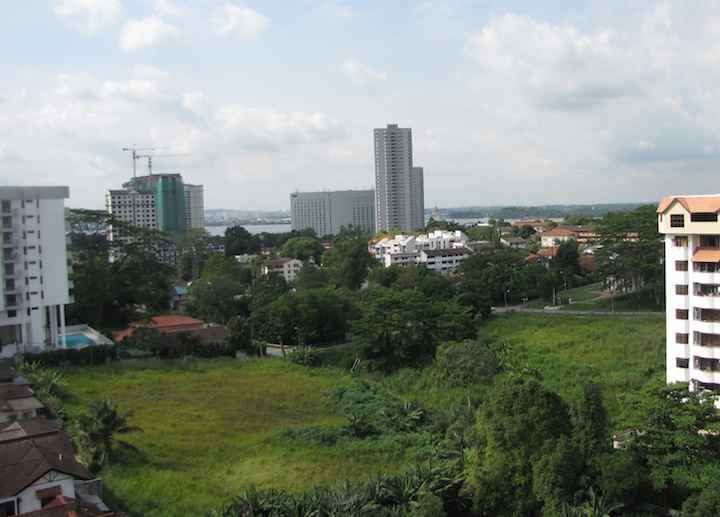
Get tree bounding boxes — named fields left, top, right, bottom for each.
left=633, top=384, right=720, bottom=496
left=280, top=236, right=324, bottom=262
left=187, top=255, right=249, bottom=323
left=467, top=378, right=573, bottom=516
left=352, top=288, right=474, bottom=371
left=295, top=264, right=332, bottom=290
left=572, top=383, right=611, bottom=459
left=595, top=205, right=664, bottom=304
left=75, top=399, right=141, bottom=470
left=554, top=240, right=581, bottom=283
left=250, top=287, right=354, bottom=346
left=323, top=234, right=375, bottom=290
left=224, top=225, right=260, bottom=256
left=682, top=480, right=720, bottom=517
left=433, top=340, right=498, bottom=387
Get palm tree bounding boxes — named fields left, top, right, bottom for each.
left=76, top=398, right=141, bottom=470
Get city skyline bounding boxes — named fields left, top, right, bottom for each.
left=4, top=2, right=720, bottom=210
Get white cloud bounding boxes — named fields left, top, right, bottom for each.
left=467, top=14, right=639, bottom=110
left=342, top=59, right=387, bottom=85
left=53, top=0, right=123, bottom=35
left=213, top=3, right=269, bottom=40
left=154, top=0, right=187, bottom=18
left=215, top=106, right=344, bottom=149
left=311, top=1, right=358, bottom=21
left=119, top=16, right=180, bottom=51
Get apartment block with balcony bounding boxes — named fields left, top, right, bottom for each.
left=657, top=194, right=720, bottom=391
left=0, top=187, right=71, bottom=357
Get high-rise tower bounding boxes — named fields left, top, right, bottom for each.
left=373, top=124, right=425, bottom=232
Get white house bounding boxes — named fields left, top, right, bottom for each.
left=0, top=424, right=94, bottom=515
left=370, top=230, right=471, bottom=274
left=262, top=258, right=305, bottom=283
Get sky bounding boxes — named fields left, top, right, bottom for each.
left=3, top=1, right=720, bottom=211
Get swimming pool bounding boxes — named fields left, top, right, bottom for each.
left=62, top=334, right=95, bottom=349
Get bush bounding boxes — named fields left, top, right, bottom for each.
left=25, top=345, right=118, bottom=367
left=287, top=347, right=320, bottom=367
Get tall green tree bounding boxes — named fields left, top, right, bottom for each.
left=187, top=255, right=249, bottom=323
left=323, top=234, right=375, bottom=290
left=352, top=288, right=474, bottom=371
left=595, top=205, right=664, bottom=304
left=280, top=236, right=324, bottom=262
left=467, top=378, right=575, bottom=516
left=224, top=225, right=261, bottom=256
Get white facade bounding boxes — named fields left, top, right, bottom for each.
left=262, top=258, right=304, bottom=283
left=658, top=194, right=720, bottom=391
left=374, top=124, right=425, bottom=233
left=290, top=190, right=375, bottom=236
left=371, top=230, right=470, bottom=274
left=0, top=471, right=77, bottom=515
left=106, top=188, right=158, bottom=240
left=184, top=183, right=205, bottom=230
left=0, top=187, right=70, bottom=355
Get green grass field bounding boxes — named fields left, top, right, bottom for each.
left=479, top=313, right=665, bottom=425
left=63, top=359, right=409, bottom=517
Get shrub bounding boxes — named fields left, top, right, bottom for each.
left=287, top=347, right=320, bottom=367
left=25, top=345, right=118, bottom=367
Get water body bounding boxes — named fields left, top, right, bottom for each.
left=205, top=224, right=292, bottom=236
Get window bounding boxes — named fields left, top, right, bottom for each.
left=674, top=236, right=688, bottom=247
left=671, top=214, right=685, bottom=227
left=694, top=356, right=720, bottom=372
left=676, top=284, right=689, bottom=295
left=692, top=212, right=718, bottom=222
left=677, top=333, right=689, bottom=344
left=0, top=499, right=16, bottom=516
left=695, top=307, right=720, bottom=322
left=700, top=235, right=720, bottom=248
left=676, top=261, right=689, bottom=271
left=676, top=358, right=689, bottom=368
left=677, top=309, right=689, bottom=320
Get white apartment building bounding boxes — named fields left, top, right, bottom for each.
left=371, top=230, right=470, bottom=273
left=106, top=188, right=158, bottom=241
left=262, top=258, right=304, bottom=283
left=374, top=124, right=425, bottom=233
left=184, top=183, right=205, bottom=230
left=290, top=190, right=375, bottom=236
left=658, top=194, right=720, bottom=391
left=0, top=187, right=71, bottom=357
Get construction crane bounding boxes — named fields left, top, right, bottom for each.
left=122, top=146, right=157, bottom=178
left=134, top=153, right=187, bottom=176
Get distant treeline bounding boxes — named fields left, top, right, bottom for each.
left=445, top=203, right=649, bottom=220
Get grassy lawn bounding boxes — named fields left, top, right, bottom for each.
left=63, top=358, right=409, bottom=517
left=479, top=312, right=665, bottom=426
left=526, top=282, right=604, bottom=309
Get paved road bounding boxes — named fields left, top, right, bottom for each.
left=493, top=306, right=664, bottom=317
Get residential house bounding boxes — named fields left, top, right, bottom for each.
left=0, top=383, right=44, bottom=423
left=420, top=248, right=471, bottom=274
left=0, top=427, right=94, bottom=516
left=262, top=258, right=304, bottom=283
left=511, top=219, right=546, bottom=234
left=501, top=237, right=528, bottom=249
left=114, top=315, right=226, bottom=345
left=540, top=227, right=578, bottom=248
left=370, top=230, right=471, bottom=274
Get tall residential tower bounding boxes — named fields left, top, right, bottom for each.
left=0, top=187, right=71, bottom=355
left=373, top=124, right=425, bottom=233
left=658, top=195, right=720, bottom=391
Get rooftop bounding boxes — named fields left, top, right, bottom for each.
left=0, top=430, right=92, bottom=498
left=0, top=187, right=69, bottom=200
left=657, top=194, right=720, bottom=214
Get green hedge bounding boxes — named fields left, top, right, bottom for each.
left=26, top=345, right=119, bottom=367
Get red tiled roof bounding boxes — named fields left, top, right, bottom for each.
left=547, top=227, right=577, bottom=237
left=537, top=247, right=559, bottom=258
left=114, top=315, right=206, bottom=342
left=658, top=195, right=720, bottom=214
left=693, top=248, right=720, bottom=263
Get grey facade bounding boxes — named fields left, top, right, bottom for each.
left=290, top=190, right=375, bottom=236
left=373, top=124, right=425, bottom=232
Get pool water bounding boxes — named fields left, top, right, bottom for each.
left=63, top=334, right=95, bottom=349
